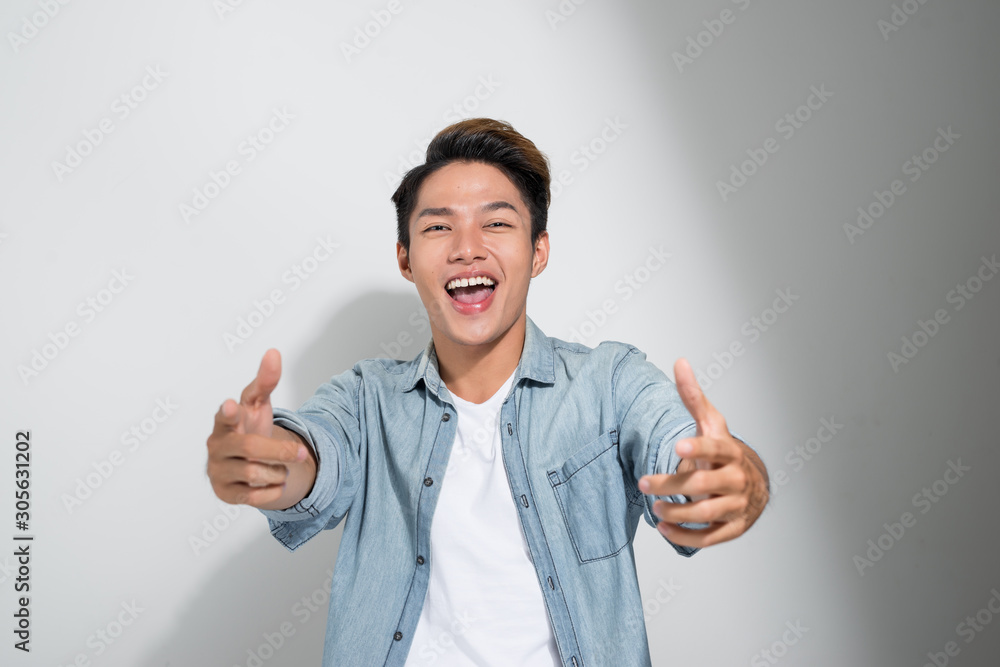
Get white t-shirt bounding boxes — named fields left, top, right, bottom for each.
left=404, top=369, right=561, bottom=666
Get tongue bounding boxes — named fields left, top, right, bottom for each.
left=452, top=285, right=493, bottom=304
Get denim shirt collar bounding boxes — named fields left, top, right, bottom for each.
left=401, top=314, right=556, bottom=397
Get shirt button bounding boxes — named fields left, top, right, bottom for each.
left=442, top=413, right=451, bottom=421
left=424, top=477, right=433, bottom=486
left=416, top=555, right=425, bottom=565
left=394, top=631, right=403, bottom=641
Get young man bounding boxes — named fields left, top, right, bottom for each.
left=205, top=118, right=769, bottom=666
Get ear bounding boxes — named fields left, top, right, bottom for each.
left=531, top=231, right=549, bottom=278
left=396, top=242, right=414, bottom=283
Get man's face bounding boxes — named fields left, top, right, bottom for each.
left=396, top=160, right=549, bottom=348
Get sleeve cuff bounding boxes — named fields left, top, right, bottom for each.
left=256, top=408, right=334, bottom=525
left=648, top=426, right=755, bottom=557
left=641, top=422, right=701, bottom=557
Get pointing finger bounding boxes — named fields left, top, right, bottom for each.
left=213, top=399, right=243, bottom=435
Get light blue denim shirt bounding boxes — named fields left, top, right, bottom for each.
left=259, top=315, right=752, bottom=666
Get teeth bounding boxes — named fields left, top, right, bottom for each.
left=446, top=276, right=495, bottom=291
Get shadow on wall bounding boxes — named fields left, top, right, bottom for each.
left=138, top=291, right=430, bottom=666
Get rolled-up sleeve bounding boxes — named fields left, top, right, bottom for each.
left=257, top=367, right=364, bottom=552
left=615, top=345, right=756, bottom=558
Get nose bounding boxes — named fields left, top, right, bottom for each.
left=449, top=222, right=487, bottom=262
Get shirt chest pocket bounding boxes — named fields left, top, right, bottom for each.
left=547, top=429, right=639, bottom=563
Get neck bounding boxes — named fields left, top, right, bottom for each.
left=433, top=312, right=526, bottom=404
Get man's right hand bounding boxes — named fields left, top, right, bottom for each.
left=206, top=348, right=317, bottom=510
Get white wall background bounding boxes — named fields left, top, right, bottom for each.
left=2, top=0, right=999, bottom=665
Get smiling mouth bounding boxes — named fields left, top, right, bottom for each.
left=446, top=282, right=496, bottom=304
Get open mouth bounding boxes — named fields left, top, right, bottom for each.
left=445, top=277, right=497, bottom=305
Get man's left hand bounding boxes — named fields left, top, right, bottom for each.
left=637, top=358, right=769, bottom=548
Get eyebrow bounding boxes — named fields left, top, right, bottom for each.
left=415, top=200, right=520, bottom=220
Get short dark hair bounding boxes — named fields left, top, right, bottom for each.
left=391, top=118, right=551, bottom=254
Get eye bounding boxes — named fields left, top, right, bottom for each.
left=487, top=221, right=512, bottom=228
left=425, top=224, right=446, bottom=232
